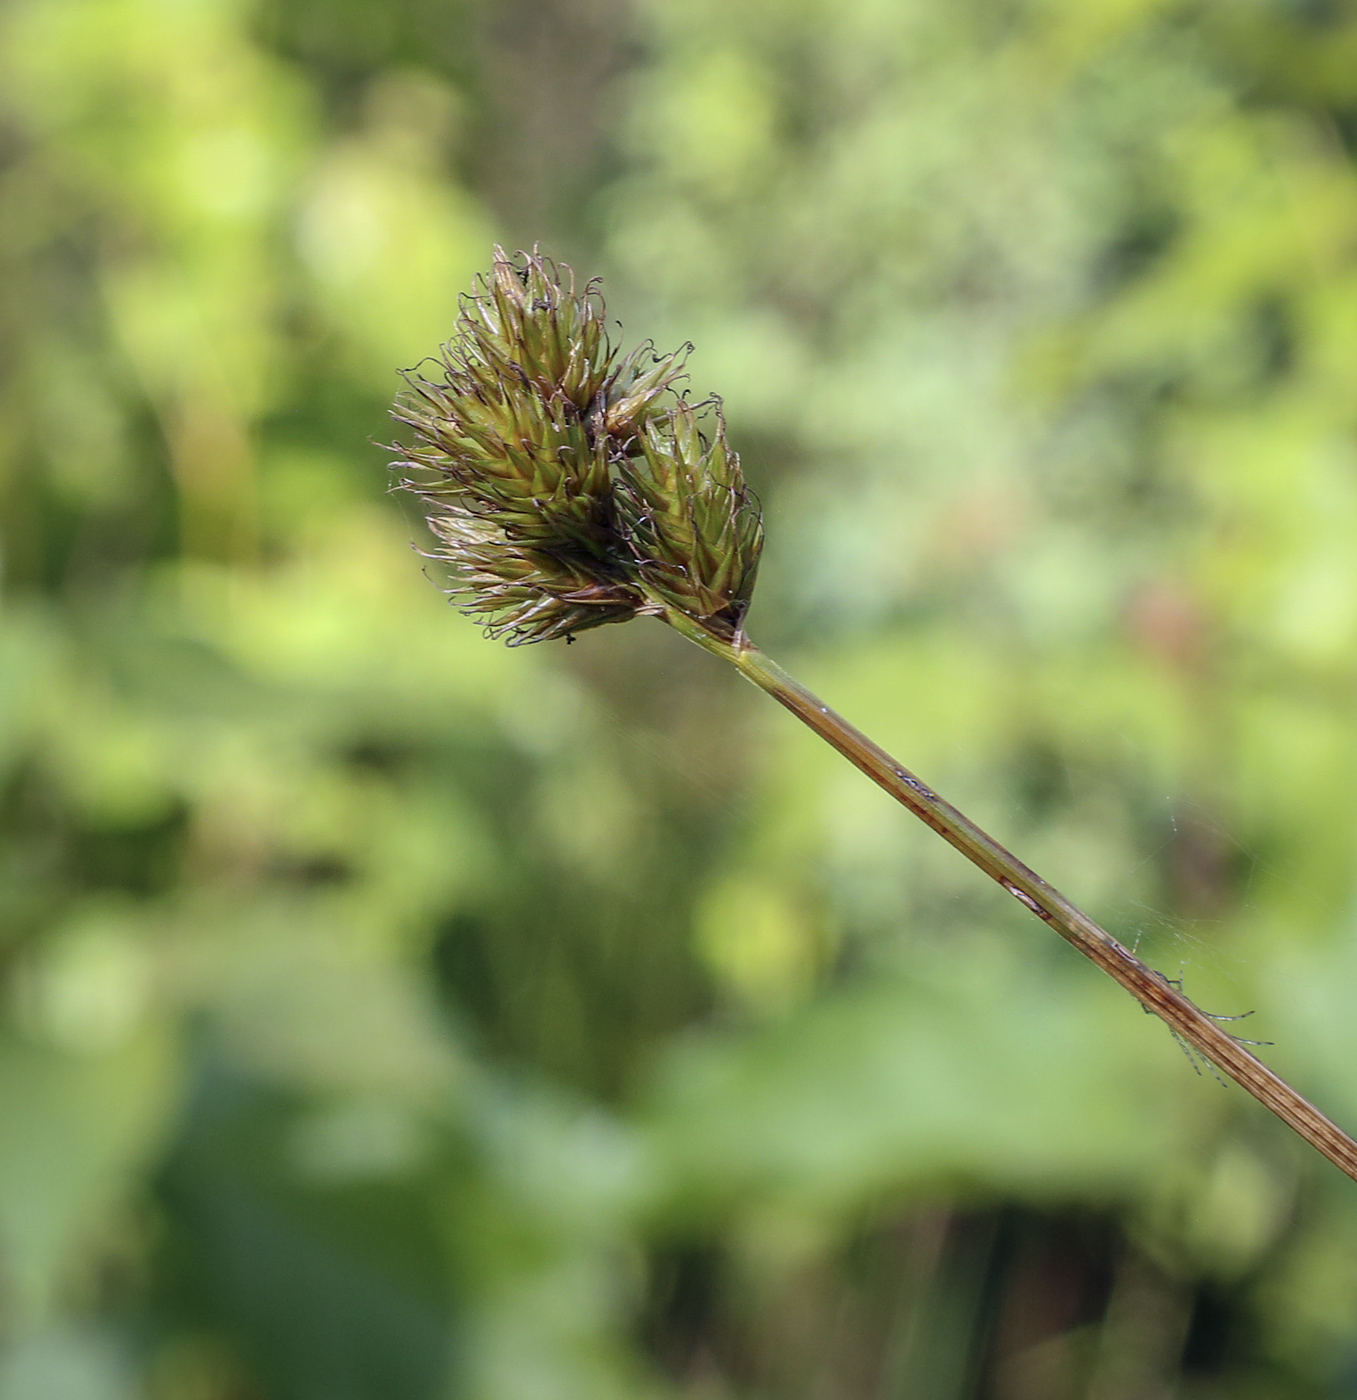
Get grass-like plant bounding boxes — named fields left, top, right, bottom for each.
left=391, top=248, right=1357, bottom=1184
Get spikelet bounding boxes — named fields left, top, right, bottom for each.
left=391, top=248, right=763, bottom=644
left=614, top=399, right=764, bottom=628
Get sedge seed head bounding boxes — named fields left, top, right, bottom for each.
left=391, top=247, right=763, bottom=645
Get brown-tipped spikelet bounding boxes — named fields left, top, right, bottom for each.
left=391, top=248, right=763, bottom=644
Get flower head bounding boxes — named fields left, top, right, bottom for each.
left=391, top=248, right=763, bottom=645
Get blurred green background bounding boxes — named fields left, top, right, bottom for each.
left=5, top=0, right=1357, bottom=1395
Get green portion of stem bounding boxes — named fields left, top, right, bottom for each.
left=663, top=609, right=1357, bottom=1184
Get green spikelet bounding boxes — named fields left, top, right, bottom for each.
left=391, top=248, right=763, bottom=644
left=615, top=399, right=764, bottom=629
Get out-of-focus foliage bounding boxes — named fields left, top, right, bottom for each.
left=4, top=0, right=1357, bottom=1395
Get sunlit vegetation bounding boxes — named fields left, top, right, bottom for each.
left=4, top=0, right=1357, bottom=1395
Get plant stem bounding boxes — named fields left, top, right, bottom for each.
left=662, top=609, right=1357, bottom=1183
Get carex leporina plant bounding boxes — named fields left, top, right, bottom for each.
left=391, top=247, right=1357, bottom=1185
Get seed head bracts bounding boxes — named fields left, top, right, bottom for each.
left=391, top=248, right=763, bottom=644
